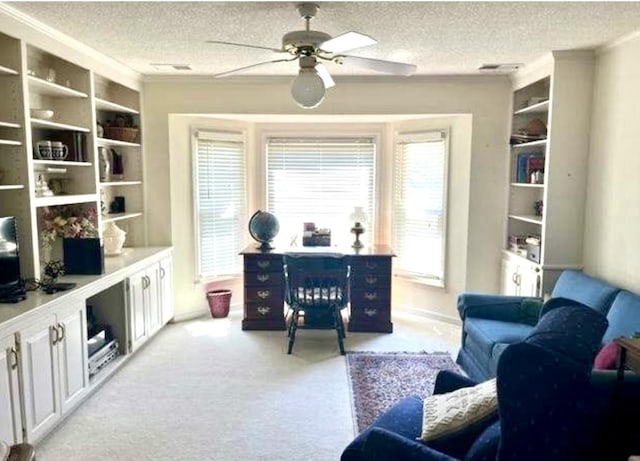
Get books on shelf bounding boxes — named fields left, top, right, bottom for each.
left=515, top=152, right=545, bottom=183
left=52, top=131, right=86, bottom=162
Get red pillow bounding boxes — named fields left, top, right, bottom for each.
left=594, top=342, right=620, bottom=370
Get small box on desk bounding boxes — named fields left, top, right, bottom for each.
left=63, top=238, right=104, bottom=275
left=302, top=230, right=331, bottom=247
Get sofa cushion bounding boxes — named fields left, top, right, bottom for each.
left=551, top=270, right=619, bottom=315
left=602, top=291, right=640, bottom=343
left=594, top=341, right=620, bottom=370
left=464, top=318, right=533, bottom=358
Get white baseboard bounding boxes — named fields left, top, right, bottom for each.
left=171, top=302, right=243, bottom=323
left=395, top=304, right=461, bottom=326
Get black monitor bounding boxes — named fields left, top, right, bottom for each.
left=0, top=216, right=24, bottom=299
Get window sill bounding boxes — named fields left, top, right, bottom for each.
left=394, top=272, right=445, bottom=289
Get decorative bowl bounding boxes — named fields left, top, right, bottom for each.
left=30, top=108, right=54, bottom=120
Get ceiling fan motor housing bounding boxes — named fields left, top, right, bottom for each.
left=282, top=30, right=332, bottom=55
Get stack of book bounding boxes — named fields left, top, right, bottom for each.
left=514, top=152, right=545, bottom=183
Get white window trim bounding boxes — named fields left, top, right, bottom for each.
left=392, top=128, right=450, bottom=288
left=191, top=127, right=247, bottom=282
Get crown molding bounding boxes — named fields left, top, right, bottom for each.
left=0, top=3, right=141, bottom=89
left=596, top=29, right=640, bottom=55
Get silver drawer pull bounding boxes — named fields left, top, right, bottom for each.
left=257, top=290, right=270, bottom=299
left=257, top=306, right=271, bottom=316
left=257, top=274, right=270, bottom=282
left=365, top=262, right=377, bottom=269
left=365, top=276, right=377, bottom=284
left=364, top=308, right=377, bottom=317
left=9, top=347, right=18, bottom=370
left=257, top=260, right=271, bottom=269
left=364, top=292, right=378, bottom=300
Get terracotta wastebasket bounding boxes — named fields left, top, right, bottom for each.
left=206, top=289, right=232, bottom=318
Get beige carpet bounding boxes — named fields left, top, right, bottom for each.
left=36, top=310, right=460, bottom=461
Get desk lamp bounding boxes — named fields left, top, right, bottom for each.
left=349, top=206, right=367, bottom=249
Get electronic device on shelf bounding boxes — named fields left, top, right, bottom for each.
left=87, top=324, right=119, bottom=377
left=0, top=217, right=26, bottom=303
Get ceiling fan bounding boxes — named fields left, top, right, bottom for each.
left=207, top=2, right=417, bottom=109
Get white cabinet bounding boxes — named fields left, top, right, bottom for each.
left=127, top=262, right=163, bottom=352
left=0, top=333, right=22, bottom=444
left=500, top=253, right=540, bottom=297
left=17, top=300, right=88, bottom=443
left=159, top=257, right=173, bottom=324
left=504, top=51, right=594, bottom=295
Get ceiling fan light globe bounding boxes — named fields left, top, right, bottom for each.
left=291, top=69, right=325, bottom=109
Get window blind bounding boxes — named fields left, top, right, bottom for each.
left=392, top=131, right=448, bottom=283
left=266, top=137, right=376, bottom=247
left=193, top=130, right=246, bottom=278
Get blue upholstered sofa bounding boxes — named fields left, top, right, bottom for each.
left=456, top=270, right=640, bottom=381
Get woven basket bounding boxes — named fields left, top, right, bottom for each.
left=104, top=127, right=139, bottom=143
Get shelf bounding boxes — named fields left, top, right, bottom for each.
left=33, top=160, right=92, bottom=167
left=0, top=121, right=20, bottom=128
left=510, top=182, right=544, bottom=188
left=502, top=249, right=540, bottom=266
left=95, top=98, right=139, bottom=114
left=88, top=355, right=126, bottom=389
left=100, top=181, right=142, bottom=187
left=0, top=185, right=24, bottom=191
left=102, top=212, right=143, bottom=223
left=508, top=214, right=543, bottom=225
left=0, top=64, right=18, bottom=76
left=96, top=137, right=140, bottom=148
left=511, top=139, right=547, bottom=149
left=31, top=118, right=90, bottom=132
left=0, top=139, right=21, bottom=146
left=27, top=75, right=88, bottom=98
left=514, top=100, right=549, bottom=115
left=34, top=193, right=98, bottom=207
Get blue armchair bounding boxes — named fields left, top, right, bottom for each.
left=341, top=305, right=610, bottom=461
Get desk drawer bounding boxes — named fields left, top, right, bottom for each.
left=351, top=257, right=391, bottom=275
left=351, top=274, right=391, bottom=289
left=244, top=286, right=284, bottom=304
left=244, top=255, right=283, bottom=272
left=244, top=271, right=284, bottom=287
left=350, top=288, right=390, bottom=305
left=245, top=302, right=284, bottom=320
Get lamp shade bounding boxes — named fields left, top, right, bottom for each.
left=349, top=206, right=367, bottom=224
left=291, top=68, right=325, bottom=109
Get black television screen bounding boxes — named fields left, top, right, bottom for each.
left=0, top=217, right=21, bottom=290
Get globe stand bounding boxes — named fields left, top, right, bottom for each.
left=257, top=241, right=275, bottom=251
left=351, top=222, right=365, bottom=249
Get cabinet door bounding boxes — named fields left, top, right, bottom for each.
left=146, top=265, right=162, bottom=336
left=18, top=313, right=60, bottom=443
left=500, top=258, right=520, bottom=296
left=128, top=268, right=148, bottom=352
left=159, top=257, right=173, bottom=325
left=56, top=301, right=88, bottom=414
left=0, top=334, right=22, bottom=444
left=519, top=266, right=541, bottom=297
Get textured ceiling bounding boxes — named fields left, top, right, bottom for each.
left=8, top=1, right=640, bottom=77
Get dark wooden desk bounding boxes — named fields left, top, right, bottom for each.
left=239, top=244, right=395, bottom=333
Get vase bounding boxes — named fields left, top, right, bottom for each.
left=103, top=221, right=126, bottom=255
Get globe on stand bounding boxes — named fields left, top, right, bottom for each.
left=248, top=210, right=280, bottom=250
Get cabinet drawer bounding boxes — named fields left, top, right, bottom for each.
left=350, top=288, right=390, bottom=305
left=245, top=302, right=284, bottom=320
left=244, top=255, right=283, bottom=272
left=351, top=274, right=391, bottom=289
left=244, top=271, right=284, bottom=287
left=351, top=257, right=392, bottom=275
left=244, top=286, right=284, bottom=304
left=350, top=306, right=391, bottom=324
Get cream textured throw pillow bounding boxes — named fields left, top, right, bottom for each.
left=420, top=378, right=498, bottom=442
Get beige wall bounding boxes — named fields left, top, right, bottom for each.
left=584, top=35, right=640, bottom=292
left=143, top=76, right=511, bottom=320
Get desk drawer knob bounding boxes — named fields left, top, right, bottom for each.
left=365, top=276, right=378, bottom=284
left=257, top=290, right=270, bottom=299
left=365, top=262, right=378, bottom=269
left=257, top=260, right=271, bottom=269
left=257, top=306, right=271, bottom=316
left=257, top=274, right=270, bottom=282
left=364, top=292, right=378, bottom=300
left=364, top=308, right=377, bottom=317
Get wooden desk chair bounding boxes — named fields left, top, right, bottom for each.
left=283, top=254, right=349, bottom=355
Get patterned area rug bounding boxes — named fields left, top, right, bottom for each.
left=345, top=351, right=460, bottom=432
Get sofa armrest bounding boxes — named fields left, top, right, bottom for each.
left=457, top=293, right=543, bottom=325
left=433, top=370, right=477, bottom=394
left=363, top=428, right=459, bottom=461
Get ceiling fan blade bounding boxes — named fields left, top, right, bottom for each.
left=213, top=58, right=297, bottom=78
left=339, top=55, right=417, bottom=76
left=315, top=63, right=335, bottom=89
left=206, top=40, right=285, bottom=53
left=320, top=32, right=377, bottom=54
